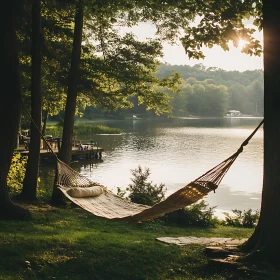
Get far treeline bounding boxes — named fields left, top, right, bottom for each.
left=83, top=63, right=264, bottom=119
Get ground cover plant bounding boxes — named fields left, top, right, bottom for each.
left=0, top=203, right=256, bottom=280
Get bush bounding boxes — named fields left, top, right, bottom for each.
left=45, top=125, right=63, bottom=137
left=128, top=166, right=166, bottom=206
left=117, top=165, right=166, bottom=206
left=8, top=152, right=46, bottom=199
left=162, top=200, right=219, bottom=227
left=117, top=167, right=218, bottom=227
left=222, top=209, right=259, bottom=228
left=7, top=152, right=27, bottom=195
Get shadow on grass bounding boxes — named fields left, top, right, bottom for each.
left=0, top=205, right=254, bottom=280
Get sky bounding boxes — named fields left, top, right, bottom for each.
left=120, top=22, right=263, bottom=72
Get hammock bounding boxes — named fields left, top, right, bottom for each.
left=55, top=119, right=263, bottom=223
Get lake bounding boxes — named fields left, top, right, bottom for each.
left=40, top=117, right=264, bottom=218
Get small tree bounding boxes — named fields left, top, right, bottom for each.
left=127, top=165, right=166, bottom=206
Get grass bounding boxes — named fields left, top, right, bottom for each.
left=0, top=203, right=256, bottom=280
left=45, top=124, right=122, bottom=137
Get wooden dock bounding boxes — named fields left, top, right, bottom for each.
left=18, top=146, right=104, bottom=162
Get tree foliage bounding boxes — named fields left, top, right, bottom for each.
left=158, top=64, right=263, bottom=117
left=7, top=153, right=27, bottom=195
left=181, top=0, right=263, bottom=59
left=222, top=209, right=260, bottom=228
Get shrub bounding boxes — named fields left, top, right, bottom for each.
left=117, top=167, right=218, bottom=227
left=7, top=152, right=27, bottom=195
left=117, top=165, right=166, bottom=206
left=45, top=125, right=63, bottom=137
left=116, top=186, right=129, bottom=199
left=222, top=209, right=259, bottom=228
left=162, top=200, right=219, bottom=227
left=8, top=152, right=45, bottom=199
left=128, top=165, right=166, bottom=206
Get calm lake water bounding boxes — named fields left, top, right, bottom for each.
left=40, top=117, right=264, bottom=218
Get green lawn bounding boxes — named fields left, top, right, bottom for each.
left=0, top=203, right=255, bottom=280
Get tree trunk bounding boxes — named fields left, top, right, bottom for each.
left=0, top=1, right=31, bottom=219
left=20, top=0, right=42, bottom=201
left=242, top=0, right=280, bottom=264
left=51, top=1, right=84, bottom=204
left=42, top=109, right=49, bottom=136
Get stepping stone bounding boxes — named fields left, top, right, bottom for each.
left=204, top=246, right=240, bottom=258
left=208, top=256, right=240, bottom=269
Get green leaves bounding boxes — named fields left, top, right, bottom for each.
left=19, top=0, right=263, bottom=120
left=128, top=165, right=166, bottom=206
left=7, top=153, right=28, bottom=194
left=180, top=0, right=262, bottom=59
left=79, top=27, right=181, bottom=115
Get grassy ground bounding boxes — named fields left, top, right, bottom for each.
left=0, top=203, right=257, bottom=280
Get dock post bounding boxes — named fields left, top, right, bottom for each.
left=56, top=138, right=61, bottom=153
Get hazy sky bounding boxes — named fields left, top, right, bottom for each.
left=120, top=22, right=263, bottom=72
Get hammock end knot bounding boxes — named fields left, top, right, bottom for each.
left=237, top=146, right=243, bottom=154
left=242, top=140, right=249, bottom=147
left=207, top=182, right=218, bottom=193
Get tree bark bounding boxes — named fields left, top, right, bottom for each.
left=51, top=0, right=84, bottom=204
left=0, top=1, right=31, bottom=219
left=42, top=109, right=49, bottom=136
left=242, top=0, right=280, bottom=264
left=21, top=0, right=43, bottom=201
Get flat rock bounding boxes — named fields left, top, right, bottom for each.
left=204, top=246, right=240, bottom=258
left=208, top=256, right=240, bottom=269
left=156, top=236, right=247, bottom=246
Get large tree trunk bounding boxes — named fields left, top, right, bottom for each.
left=21, top=0, right=42, bottom=201
left=242, top=0, right=280, bottom=264
left=0, top=1, right=31, bottom=219
left=42, top=109, right=49, bottom=136
left=51, top=1, right=84, bottom=204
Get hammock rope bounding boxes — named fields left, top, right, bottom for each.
left=55, top=119, right=264, bottom=223
left=20, top=98, right=59, bottom=160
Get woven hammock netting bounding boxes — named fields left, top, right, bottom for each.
left=57, top=151, right=237, bottom=222
left=55, top=119, right=263, bottom=223
left=22, top=94, right=262, bottom=223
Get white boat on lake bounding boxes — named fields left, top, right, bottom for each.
left=226, top=110, right=242, bottom=117
left=225, top=110, right=253, bottom=118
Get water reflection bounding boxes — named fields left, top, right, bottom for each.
left=207, top=185, right=261, bottom=211
left=39, top=117, right=263, bottom=215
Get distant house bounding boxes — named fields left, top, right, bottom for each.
left=226, top=110, right=242, bottom=117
